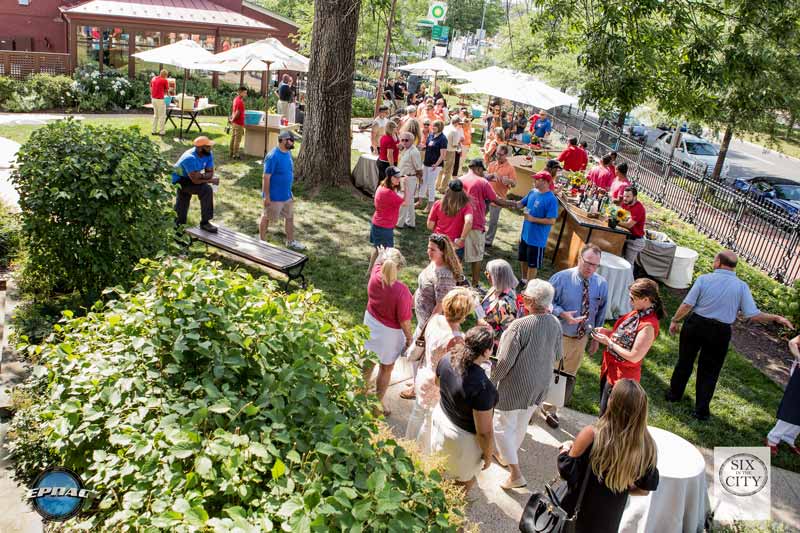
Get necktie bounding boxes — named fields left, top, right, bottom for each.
left=577, top=278, right=590, bottom=338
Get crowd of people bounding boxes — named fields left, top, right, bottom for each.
left=165, top=76, right=799, bottom=529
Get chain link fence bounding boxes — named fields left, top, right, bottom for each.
left=550, top=106, right=800, bottom=284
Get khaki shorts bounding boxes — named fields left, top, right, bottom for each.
left=463, top=229, right=485, bottom=263
left=264, top=199, right=294, bottom=221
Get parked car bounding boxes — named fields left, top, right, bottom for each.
left=651, top=132, right=730, bottom=177
left=732, top=175, right=800, bottom=218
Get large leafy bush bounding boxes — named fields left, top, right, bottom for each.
left=352, top=96, right=374, bottom=118
left=9, top=257, right=458, bottom=532
left=11, top=119, right=174, bottom=299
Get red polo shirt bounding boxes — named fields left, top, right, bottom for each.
left=231, top=95, right=246, bottom=126
left=150, top=76, right=169, bottom=99
left=624, top=200, right=646, bottom=238
left=558, top=145, right=588, bottom=171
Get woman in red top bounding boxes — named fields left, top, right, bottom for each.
left=369, top=167, right=407, bottom=271
left=592, top=279, right=664, bottom=415
left=363, top=247, right=413, bottom=415
left=377, top=120, right=400, bottom=180
left=427, top=179, right=474, bottom=259
left=609, top=163, right=631, bottom=203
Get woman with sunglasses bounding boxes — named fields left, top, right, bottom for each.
left=591, top=278, right=664, bottom=415
left=376, top=120, right=399, bottom=180
left=399, top=233, right=464, bottom=401
left=368, top=167, right=407, bottom=272
left=477, top=259, right=519, bottom=346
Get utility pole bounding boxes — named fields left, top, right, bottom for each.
left=374, top=0, right=399, bottom=117
left=477, top=0, right=488, bottom=55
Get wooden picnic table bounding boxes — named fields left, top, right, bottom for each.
left=143, top=103, right=218, bottom=134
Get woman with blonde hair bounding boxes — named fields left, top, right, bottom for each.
left=483, top=127, right=505, bottom=165
left=405, top=286, right=477, bottom=453
left=556, top=379, right=659, bottom=533
left=427, top=179, right=474, bottom=258
left=363, top=247, right=413, bottom=415
left=399, top=113, right=422, bottom=146
left=377, top=120, right=399, bottom=180
left=399, top=233, right=463, bottom=401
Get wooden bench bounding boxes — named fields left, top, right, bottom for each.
left=185, top=226, right=308, bottom=289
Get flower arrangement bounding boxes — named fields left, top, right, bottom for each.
left=568, top=172, right=587, bottom=188
left=616, top=208, right=630, bottom=221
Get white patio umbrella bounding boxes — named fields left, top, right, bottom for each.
left=132, top=39, right=216, bottom=140
left=206, top=38, right=310, bottom=154
left=397, top=57, right=470, bottom=87
left=455, top=66, right=578, bottom=110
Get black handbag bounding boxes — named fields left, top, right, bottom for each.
left=519, top=460, right=592, bottom=533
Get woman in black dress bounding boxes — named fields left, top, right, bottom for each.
left=766, top=335, right=800, bottom=456
left=557, top=379, right=659, bottom=533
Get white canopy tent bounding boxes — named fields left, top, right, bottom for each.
left=202, top=38, right=310, bottom=154
left=397, top=57, right=470, bottom=87
left=456, top=66, right=578, bottom=110
left=132, top=39, right=216, bottom=140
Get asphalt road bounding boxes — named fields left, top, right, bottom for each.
left=641, top=127, right=800, bottom=182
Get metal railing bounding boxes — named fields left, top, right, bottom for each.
left=550, top=106, right=800, bottom=284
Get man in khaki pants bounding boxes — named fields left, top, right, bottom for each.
left=150, top=69, right=169, bottom=136
left=436, top=116, right=463, bottom=192
left=542, top=243, right=608, bottom=428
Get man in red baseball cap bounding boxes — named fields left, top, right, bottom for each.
left=515, top=160, right=560, bottom=282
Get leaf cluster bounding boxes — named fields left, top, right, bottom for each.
left=10, top=119, right=174, bottom=300
left=8, top=257, right=458, bottom=532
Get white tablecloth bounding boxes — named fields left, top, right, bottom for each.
left=597, top=252, right=633, bottom=321
left=619, top=426, right=709, bottom=533
left=352, top=153, right=379, bottom=195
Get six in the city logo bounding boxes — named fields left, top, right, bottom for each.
left=718, top=452, right=769, bottom=497
left=28, top=466, right=98, bottom=521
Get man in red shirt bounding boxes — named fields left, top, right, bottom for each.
left=618, top=186, right=647, bottom=268
left=557, top=137, right=588, bottom=171
left=150, top=69, right=169, bottom=136
left=229, top=86, right=248, bottom=159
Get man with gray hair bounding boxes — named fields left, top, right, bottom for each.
left=541, top=243, right=609, bottom=428
left=437, top=116, right=464, bottom=192
left=396, top=131, right=423, bottom=228
left=276, top=74, right=295, bottom=123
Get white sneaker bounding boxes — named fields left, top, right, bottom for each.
left=286, top=240, right=306, bottom=251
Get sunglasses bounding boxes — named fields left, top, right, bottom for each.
left=429, top=233, right=447, bottom=244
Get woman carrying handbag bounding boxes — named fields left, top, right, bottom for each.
left=520, top=379, right=659, bottom=533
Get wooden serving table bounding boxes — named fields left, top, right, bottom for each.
left=508, top=155, right=546, bottom=197
left=548, top=195, right=631, bottom=272
left=243, top=123, right=301, bottom=157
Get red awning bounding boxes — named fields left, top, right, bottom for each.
left=61, top=0, right=276, bottom=31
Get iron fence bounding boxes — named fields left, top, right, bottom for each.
left=550, top=106, right=800, bottom=284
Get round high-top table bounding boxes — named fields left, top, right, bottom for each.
left=619, top=426, right=709, bottom=533
left=597, top=252, right=634, bottom=320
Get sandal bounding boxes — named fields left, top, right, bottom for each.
left=399, top=387, right=416, bottom=400
left=500, top=476, right=527, bottom=490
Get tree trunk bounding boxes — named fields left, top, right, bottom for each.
left=711, top=124, right=733, bottom=180
left=787, top=110, right=796, bottom=141
left=615, top=111, right=627, bottom=130
left=295, top=0, right=362, bottom=187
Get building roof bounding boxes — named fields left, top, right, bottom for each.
left=242, top=1, right=298, bottom=29
left=61, top=0, right=276, bottom=31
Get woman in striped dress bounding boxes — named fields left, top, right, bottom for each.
left=491, top=279, right=563, bottom=489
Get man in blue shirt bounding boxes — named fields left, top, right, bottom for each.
left=533, top=110, right=552, bottom=139
left=667, top=250, right=793, bottom=420
left=541, top=243, right=609, bottom=428
left=260, top=131, right=305, bottom=250
left=516, top=160, right=560, bottom=282
left=172, top=136, right=218, bottom=233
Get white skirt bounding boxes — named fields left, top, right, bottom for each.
left=431, top=404, right=483, bottom=482
left=363, top=310, right=406, bottom=365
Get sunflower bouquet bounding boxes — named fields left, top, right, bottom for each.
left=606, top=204, right=629, bottom=228
left=567, top=171, right=587, bottom=188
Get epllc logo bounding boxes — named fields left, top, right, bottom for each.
left=27, top=467, right=98, bottom=521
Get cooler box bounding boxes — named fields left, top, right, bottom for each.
left=267, top=114, right=282, bottom=127
left=244, top=110, right=264, bottom=126
left=175, top=94, right=195, bottom=110
left=521, top=132, right=532, bottom=144
left=471, top=105, right=483, bottom=119
left=163, top=96, right=172, bottom=106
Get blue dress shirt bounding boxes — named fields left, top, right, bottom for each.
left=683, top=269, right=759, bottom=324
left=549, top=267, right=609, bottom=337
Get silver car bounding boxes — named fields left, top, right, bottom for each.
left=652, top=132, right=730, bottom=177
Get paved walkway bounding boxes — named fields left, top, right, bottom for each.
left=381, top=359, right=800, bottom=532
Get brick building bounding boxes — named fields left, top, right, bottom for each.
left=0, top=0, right=298, bottom=78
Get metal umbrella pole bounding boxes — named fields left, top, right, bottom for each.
left=179, top=67, right=188, bottom=141
left=263, top=60, right=273, bottom=158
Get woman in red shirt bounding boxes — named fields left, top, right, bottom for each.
left=369, top=167, right=407, bottom=271
left=609, top=162, right=631, bottom=203
left=427, top=179, right=474, bottom=259
left=591, top=278, right=664, bottom=415
left=377, top=120, right=400, bottom=180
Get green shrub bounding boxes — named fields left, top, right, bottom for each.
left=68, top=65, right=140, bottom=111
left=25, top=73, right=76, bottom=109
left=9, top=257, right=459, bottom=531
left=11, top=119, right=174, bottom=300
left=0, top=202, right=20, bottom=269
left=2, top=90, right=45, bottom=112
left=0, top=77, right=19, bottom=107
left=352, top=96, right=374, bottom=117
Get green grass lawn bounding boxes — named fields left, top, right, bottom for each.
left=741, top=131, right=800, bottom=160
left=1, top=115, right=797, bottom=474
